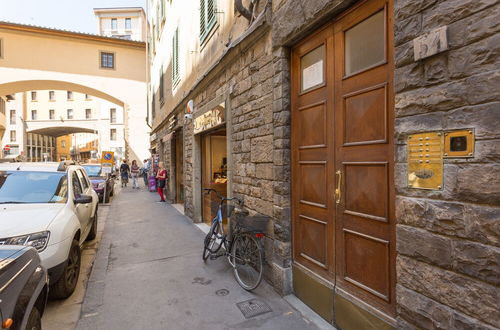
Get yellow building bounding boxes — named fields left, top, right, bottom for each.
left=56, top=135, right=71, bottom=161
left=0, top=20, right=149, bottom=163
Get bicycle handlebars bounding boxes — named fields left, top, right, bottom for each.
left=203, top=188, right=243, bottom=205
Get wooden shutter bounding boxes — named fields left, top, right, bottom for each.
left=175, top=29, right=179, bottom=79
left=200, top=0, right=206, bottom=37
left=207, top=0, right=215, bottom=25
left=172, top=29, right=179, bottom=84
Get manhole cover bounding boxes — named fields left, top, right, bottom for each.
left=236, top=299, right=272, bottom=319
left=216, top=289, right=229, bottom=296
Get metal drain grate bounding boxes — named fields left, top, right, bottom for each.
left=236, top=299, right=272, bottom=319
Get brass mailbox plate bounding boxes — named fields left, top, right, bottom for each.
left=408, top=132, right=443, bottom=190
left=444, top=129, right=474, bottom=158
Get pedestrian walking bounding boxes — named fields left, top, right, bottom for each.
left=142, top=158, right=150, bottom=187
left=156, top=161, right=167, bottom=202
left=131, top=160, right=140, bottom=189
left=120, top=160, right=130, bottom=188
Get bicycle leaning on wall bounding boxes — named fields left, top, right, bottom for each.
left=202, top=188, right=268, bottom=291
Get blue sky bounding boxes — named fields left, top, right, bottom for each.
left=0, top=0, right=146, bottom=34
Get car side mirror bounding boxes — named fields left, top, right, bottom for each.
left=74, top=194, right=93, bottom=204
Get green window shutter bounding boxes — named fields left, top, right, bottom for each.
left=200, top=0, right=206, bottom=37
left=172, top=34, right=175, bottom=82
left=200, top=0, right=216, bottom=43
left=207, top=0, right=215, bottom=25
left=175, top=29, right=179, bottom=80
left=172, top=28, right=180, bottom=85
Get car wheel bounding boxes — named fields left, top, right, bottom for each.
left=25, top=306, right=41, bottom=330
left=49, top=239, right=80, bottom=299
left=86, top=209, right=98, bottom=241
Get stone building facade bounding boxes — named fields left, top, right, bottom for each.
left=148, top=0, right=499, bottom=328
left=393, top=0, right=499, bottom=328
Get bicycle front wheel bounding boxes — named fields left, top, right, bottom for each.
left=231, top=233, right=263, bottom=291
left=203, top=221, right=221, bottom=261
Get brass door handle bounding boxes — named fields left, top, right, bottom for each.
left=335, top=170, right=342, bottom=204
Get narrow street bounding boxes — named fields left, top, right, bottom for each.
left=72, top=186, right=329, bottom=329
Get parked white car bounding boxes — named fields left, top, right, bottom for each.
left=0, top=161, right=99, bottom=299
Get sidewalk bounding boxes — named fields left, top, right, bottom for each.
left=76, top=187, right=330, bottom=330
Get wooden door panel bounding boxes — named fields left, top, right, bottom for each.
left=299, top=215, right=328, bottom=268
left=299, top=101, right=327, bottom=149
left=292, top=25, right=335, bottom=280
left=300, top=163, right=328, bottom=208
left=344, top=229, right=390, bottom=301
left=344, top=162, right=388, bottom=221
left=343, top=84, right=388, bottom=146
left=334, top=0, right=395, bottom=316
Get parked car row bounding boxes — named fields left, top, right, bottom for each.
left=0, top=161, right=106, bottom=329
left=81, top=164, right=115, bottom=203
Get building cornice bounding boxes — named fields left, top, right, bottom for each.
left=0, top=21, right=145, bottom=49
left=93, top=7, right=145, bottom=14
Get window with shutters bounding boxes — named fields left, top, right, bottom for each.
left=110, top=129, right=117, bottom=141
left=172, top=29, right=180, bottom=87
left=152, top=93, right=156, bottom=119
left=199, top=0, right=217, bottom=43
left=160, top=0, right=165, bottom=24
left=160, top=66, right=165, bottom=103
left=110, top=108, right=117, bottom=123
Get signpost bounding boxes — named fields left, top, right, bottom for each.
left=101, top=151, right=114, bottom=205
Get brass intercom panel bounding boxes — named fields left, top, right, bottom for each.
left=408, top=132, right=444, bottom=190
left=444, top=129, right=474, bottom=158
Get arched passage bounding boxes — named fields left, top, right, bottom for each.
left=28, top=126, right=98, bottom=137
left=0, top=21, right=149, bottom=162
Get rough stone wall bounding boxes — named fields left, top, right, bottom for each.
left=270, top=46, right=293, bottom=294
left=394, top=0, right=500, bottom=328
left=181, top=31, right=281, bottom=286
left=230, top=31, right=278, bottom=285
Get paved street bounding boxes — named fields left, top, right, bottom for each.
left=74, top=186, right=328, bottom=330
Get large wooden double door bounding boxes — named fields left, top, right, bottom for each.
left=291, top=0, right=395, bottom=316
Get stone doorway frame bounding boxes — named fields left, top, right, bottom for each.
left=191, top=92, right=233, bottom=223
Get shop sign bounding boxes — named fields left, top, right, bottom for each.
left=194, top=103, right=225, bottom=134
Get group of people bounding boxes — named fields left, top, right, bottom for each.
left=119, top=159, right=168, bottom=202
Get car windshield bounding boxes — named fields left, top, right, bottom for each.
left=0, top=171, right=68, bottom=204
left=82, top=165, right=102, bottom=177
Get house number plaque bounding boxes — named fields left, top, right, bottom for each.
left=407, top=132, right=444, bottom=190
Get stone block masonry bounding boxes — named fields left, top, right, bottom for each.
left=171, top=27, right=294, bottom=291
left=394, top=0, right=500, bottom=328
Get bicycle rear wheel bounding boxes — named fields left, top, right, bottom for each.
left=231, top=233, right=263, bottom=290
left=203, top=221, right=222, bottom=261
